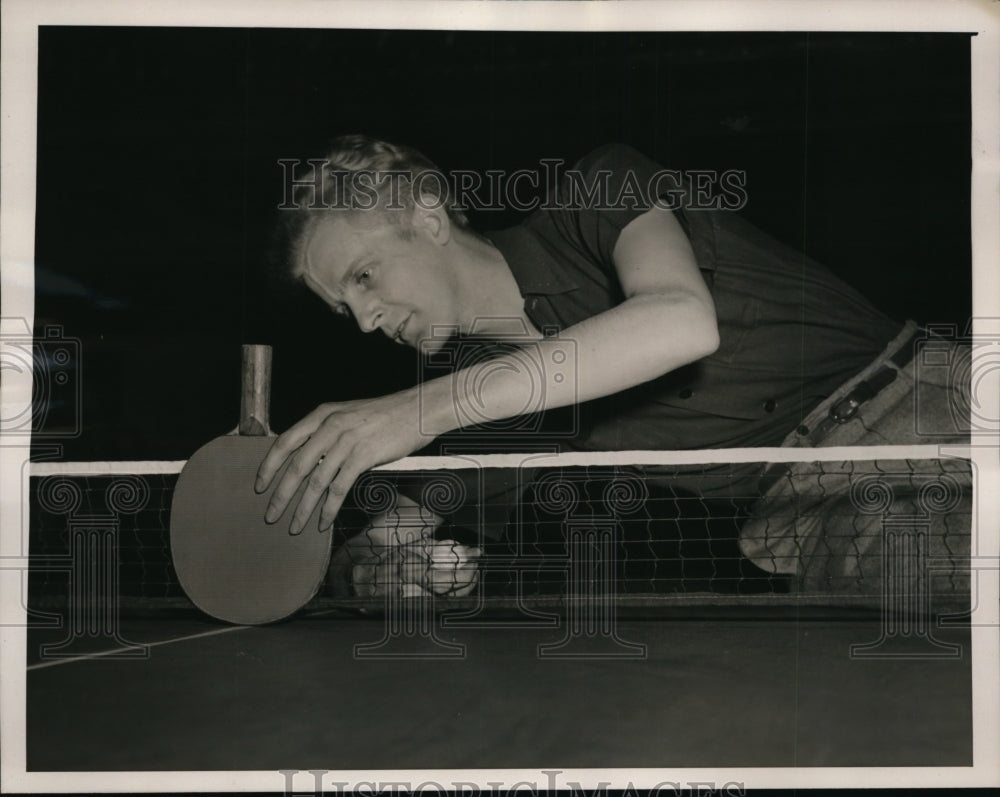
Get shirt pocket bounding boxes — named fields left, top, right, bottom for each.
left=708, top=286, right=763, bottom=366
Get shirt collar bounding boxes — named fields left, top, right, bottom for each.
left=486, top=227, right=578, bottom=297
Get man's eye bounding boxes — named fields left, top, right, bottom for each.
left=358, top=268, right=372, bottom=284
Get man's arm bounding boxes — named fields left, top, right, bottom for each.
left=259, top=205, right=718, bottom=532
left=424, top=204, right=719, bottom=431
left=363, top=490, right=443, bottom=545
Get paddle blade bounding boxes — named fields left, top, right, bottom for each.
left=170, top=435, right=332, bottom=625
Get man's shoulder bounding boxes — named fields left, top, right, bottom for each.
left=569, top=142, right=663, bottom=176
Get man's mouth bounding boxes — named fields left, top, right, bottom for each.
left=392, top=314, right=412, bottom=345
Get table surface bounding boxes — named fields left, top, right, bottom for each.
left=26, top=607, right=973, bottom=771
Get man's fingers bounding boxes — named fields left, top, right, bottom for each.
left=263, top=431, right=337, bottom=524
left=257, top=390, right=426, bottom=534
left=262, top=410, right=348, bottom=521
left=255, top=438, right=293, bottom=494
left=286, top=447, right=349, bottom=535
left=319, top=459, right=366, bottom=532
left=287, top=433, right=362, bottom=534
left=255, top=409, right=328, bottom=492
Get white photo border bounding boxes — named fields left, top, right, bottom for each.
left=2, top=0, right=998, bottom=792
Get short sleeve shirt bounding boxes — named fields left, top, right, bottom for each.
left=485, top=144, right=902, bottom=451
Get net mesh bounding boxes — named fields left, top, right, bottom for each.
left=26, top=455, right=973, bottom=618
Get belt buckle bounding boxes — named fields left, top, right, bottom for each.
left=830, top=394, right=862, bottom=423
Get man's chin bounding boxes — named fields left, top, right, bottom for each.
left=415, top=328, right=460, bottom=355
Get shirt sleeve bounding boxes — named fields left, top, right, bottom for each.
left=547, top=143, right=679, bottom=272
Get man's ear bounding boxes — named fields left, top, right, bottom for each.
left=411, top=198, right=452, bottom=246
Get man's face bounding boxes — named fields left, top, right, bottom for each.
left=300, top=212, right=459, bottom=351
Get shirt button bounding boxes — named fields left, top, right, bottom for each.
left=796, top=424, right=810, bottom=436
left=679, top=388, right=693, bottom=399
left=763, top=398, right=777, bottom=413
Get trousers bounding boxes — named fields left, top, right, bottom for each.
left=738, top=321, right=973, bottom=608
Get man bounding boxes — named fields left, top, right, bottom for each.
left=257, top=135, right=970, bottom=602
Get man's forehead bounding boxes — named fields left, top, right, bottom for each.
left=300, top=212, right=397, bottom=274
left=302, top=215, right=352, bottom=274
left=295, top=217, right=351, bottom=304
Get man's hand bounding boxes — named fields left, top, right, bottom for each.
left=255, top=387, right=434, bottom=534
left=352, top=538, right=482, bottom=598
left=328, top=497, right=481, bottom=598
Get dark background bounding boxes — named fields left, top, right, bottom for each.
left=32, top=28, right=972, bottom=461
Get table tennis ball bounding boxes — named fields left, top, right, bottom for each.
left=422, top=540, right=481, bottom=597
left=351, top=548, right=414, bottom=597
left=396, top=545, right=428, bottom=587
left=400, top=582, right=431, bottom=598
left=349, top=540, right=480, bottom=598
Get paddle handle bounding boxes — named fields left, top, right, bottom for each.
left=239, top=344, right=272, bottom=436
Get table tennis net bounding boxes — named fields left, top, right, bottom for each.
left=25, top=454, right=973, bottom=618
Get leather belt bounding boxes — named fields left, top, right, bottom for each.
left=757, top=329, right=921, bottom=495
left=825, top=330, right=919, bottom=425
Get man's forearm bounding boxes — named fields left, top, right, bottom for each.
left=366, top=490, right=443, bottom=546
left=419, top=291, right=719, bottom=437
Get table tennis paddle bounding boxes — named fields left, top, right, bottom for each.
left=170, top=344, right=332, bottom=625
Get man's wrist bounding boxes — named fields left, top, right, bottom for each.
left=413, top=377, right=462, bottom=438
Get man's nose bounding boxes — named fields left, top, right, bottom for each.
left=354, top=297, right=384, bottom=334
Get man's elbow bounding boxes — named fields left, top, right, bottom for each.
left=632, top=290, right=720, bottom=365
left=697, top=312, right=721, bottom=360
left=681, top=294, right=720, bottom=361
